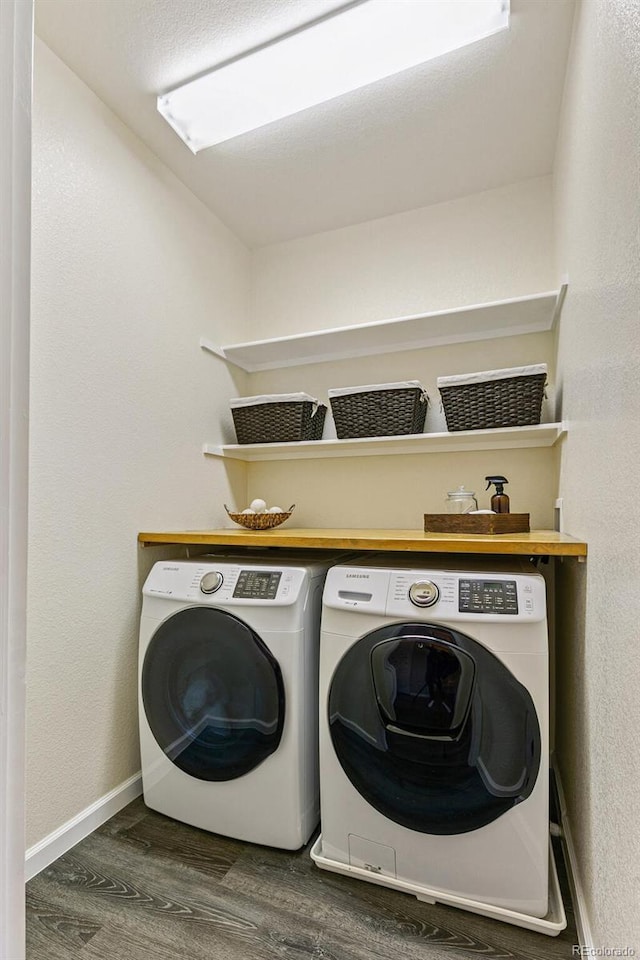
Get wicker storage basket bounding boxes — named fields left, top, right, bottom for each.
left=437, top=364, right=547, bottom=432
left=328, top=381, right=428, bottom=439
left=230, top=393, right=326, bottom=444
left=225, top=504, right=295, bottom=529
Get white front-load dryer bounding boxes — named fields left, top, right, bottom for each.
left=139, top=550, right=351, bottom=850
left=314, top=554, right=565, bottom=935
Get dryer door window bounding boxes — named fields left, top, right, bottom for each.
left=328, top=623, right=541, bottom=835
left=142, top=607, right=285, bottom=781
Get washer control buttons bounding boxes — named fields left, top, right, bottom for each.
left=408, top=580, right=440, bottom=607
left=200, top=571, right=224, bottom=594
left=458, top=579, right=518, bottom=614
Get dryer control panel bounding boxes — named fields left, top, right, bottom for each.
left=143, top=561, right=306, bottom=606
left=233, top=570, right=282, bottom=600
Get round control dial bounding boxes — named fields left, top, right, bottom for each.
left=408, top=580, right=439, bottom=607
left=200, top=571, right=224, bottom=594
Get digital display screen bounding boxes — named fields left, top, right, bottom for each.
left=233, top=570, right=282, bottom=600
left=459, top=579, right=518, bottom=615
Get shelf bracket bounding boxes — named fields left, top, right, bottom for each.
left=203, top=443, right=225, bottom=457
left=551, top=281, right=569, bottom=329
left=200, top=338, right=248, bottom=370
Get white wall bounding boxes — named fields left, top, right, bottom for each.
left=27, top=41, right=250, bottom=848
left=250, top=176, right=555, bottom=338
left=552, top=0, right=640, bottom=947
left=248, top=178, right=560, bottom=528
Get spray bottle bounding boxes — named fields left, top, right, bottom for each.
left=485, top=476, right=510, bottom=514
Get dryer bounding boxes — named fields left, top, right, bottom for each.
left=313, top=554, right=566, bottom=935
left=139, top=550, right=350, bottom=850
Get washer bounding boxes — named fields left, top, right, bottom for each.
left=139, top=550, right=352, bottom=849
left=313, top=554, right=565, bottom=933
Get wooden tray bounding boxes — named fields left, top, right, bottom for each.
left=423, top=513, right=530, bottom=535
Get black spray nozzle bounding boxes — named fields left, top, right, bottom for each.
left=485, top=475, right=509, bottom=493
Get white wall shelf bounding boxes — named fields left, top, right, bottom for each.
left=201, top=285, right=568, bottom=372
left=204, top=423, right=566, bottom=462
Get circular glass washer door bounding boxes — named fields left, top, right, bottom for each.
left=328, top=622, right=541, bottom=835
left=142, top=607, right=285, bottom=781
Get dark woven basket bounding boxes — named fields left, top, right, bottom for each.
left=330, top=386, right=428, bottom=439
left=439, top=372, right=546, bottom=432
left=232, top=400, right=326, bottom=444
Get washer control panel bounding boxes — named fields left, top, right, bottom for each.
left=459, top=579, right=518, bottom=615
left=323, top=564, right=546, bottom=622
left=408, top=580, right=440, bottom=607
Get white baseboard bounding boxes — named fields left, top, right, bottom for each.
left=25, top=772, right=142, bottom=881
left=552, top=759, right=594, bottom=949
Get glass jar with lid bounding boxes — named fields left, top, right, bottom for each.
left=445, top=485, right=478, bottom=514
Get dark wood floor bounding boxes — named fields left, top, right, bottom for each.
left=26, top=797, right=577, bottom=960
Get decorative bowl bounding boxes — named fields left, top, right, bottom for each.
left=224, top=504, right=295, bottom=530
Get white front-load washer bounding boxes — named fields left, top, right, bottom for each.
left=139, top=550, right=352, bottom=850
left=313, top=554, right=566, bottom=935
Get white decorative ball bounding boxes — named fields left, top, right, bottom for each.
left=241, top=508, right=255, bottom=514
left=268, top=506, right=284, bottom=513
left=249, top=499, right=267, bottom=513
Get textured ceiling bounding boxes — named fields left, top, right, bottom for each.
left=35, top=0, right=575, bottom=247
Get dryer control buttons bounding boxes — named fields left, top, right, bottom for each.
left=233, top=570, right=282, bottom=599
left=408, top=580, right=440, bottom=607
left=200, top=571, right=224, bottom=594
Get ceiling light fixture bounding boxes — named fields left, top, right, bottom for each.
left=158, top=0, right=510, bottom=153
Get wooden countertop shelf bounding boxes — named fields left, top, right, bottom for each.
left=138, top=527, right=587, bottom=558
